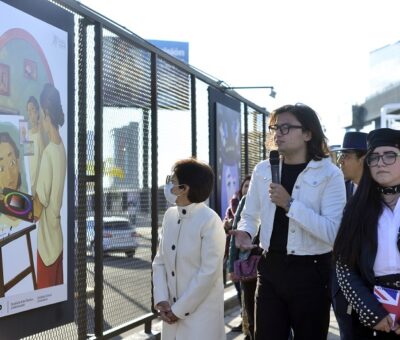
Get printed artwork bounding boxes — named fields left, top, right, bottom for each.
left=0, top=64, right=10, bottom=96
left=24, top=59, right=37, bottom=80
left=216, top=102, right=241, bottom=218
left=0, top=0, right=69, bottom=318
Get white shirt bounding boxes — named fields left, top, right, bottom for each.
left=373, top=200, right=400, bottom=276
left=36, top=141, right=66, bottom=265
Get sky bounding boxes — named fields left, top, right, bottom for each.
left=79, top=0, right=400, bottom=146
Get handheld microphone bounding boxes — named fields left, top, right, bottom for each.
left=269, top=150, right=280, bottom=184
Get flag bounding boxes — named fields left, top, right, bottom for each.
left=374, top=285, right=400, bottom=326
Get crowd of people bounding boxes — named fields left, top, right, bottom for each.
left=153, top=103, right=400, bottom=340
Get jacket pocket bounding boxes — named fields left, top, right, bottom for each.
left=302, top=175, right=326, bottom=188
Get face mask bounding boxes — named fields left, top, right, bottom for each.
left=164, top=182, right=179, bottom=204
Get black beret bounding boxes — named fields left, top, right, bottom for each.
left=367, top=128, right=400, bottom=151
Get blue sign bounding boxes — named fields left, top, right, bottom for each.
left=148, top=39, right=189, bottom=64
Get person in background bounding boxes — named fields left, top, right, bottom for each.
left=228, top=174, right=262, bottom=340
left=223, top=175, right=251, bottom=333
left=232, top=103, right=346, bottom=340
left=335, top=131, right=368, bottom=199
left=331, top=131, right=367, bottom=340
left=334, top=128, right=400, bottom=339
left=152, top=158, right=226, bottom=340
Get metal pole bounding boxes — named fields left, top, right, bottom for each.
left=150, top=52, right=158, bottom=317
left=77, top=17, right=89, bottom=340
left=244, top=104, right=249, bottom=175
left=191, top=74, right=197, bottom=158
left=93, top=21, right=104, bottom=338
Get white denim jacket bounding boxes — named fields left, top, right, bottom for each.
left=238, top=157, right=346, bottom=255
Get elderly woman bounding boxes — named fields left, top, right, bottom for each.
left=334, top=128, right=400, bottom=339
left=152, top=158, right=226, bottom=340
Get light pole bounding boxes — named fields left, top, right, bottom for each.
left=224, top=86, right=276, bottom=98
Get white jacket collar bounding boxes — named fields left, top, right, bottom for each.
left=177, top=202, right=201, bottom=218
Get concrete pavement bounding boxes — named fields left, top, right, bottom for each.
left=120, top=284, right=341, bottom=339
left=224, top=302, right=341, bottom=340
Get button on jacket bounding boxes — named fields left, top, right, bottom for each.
left=153, top=202, right=226, bottom=340
left=238, top=157, right=346, bottom=255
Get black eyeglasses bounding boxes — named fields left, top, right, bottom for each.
left=268, top=124, right=303, bottom=135
left=366, top=151, right=400, bottom=167
left=337, top=152, right=356, bottom=162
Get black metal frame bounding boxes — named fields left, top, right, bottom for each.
left=30, top=1, right=271, bottom=339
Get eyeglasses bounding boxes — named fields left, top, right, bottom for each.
left=366, top=151, right=400, bottom=167
left=268, top=124, right=303, bottom=135
left=337, top=152, right=355, bottom=162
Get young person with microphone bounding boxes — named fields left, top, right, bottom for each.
left=231, top=104, right=346, bottom=340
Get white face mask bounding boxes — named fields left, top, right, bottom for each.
left=164, top=182, right=179, bottom=204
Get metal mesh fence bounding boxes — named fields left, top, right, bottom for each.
left=157, top=56, right=192, bottom=222
left=248, top=109, right=265, bottom=175
left=16, top=1, right=268, bottom=339
left=97, top=28, right=154, bottom=333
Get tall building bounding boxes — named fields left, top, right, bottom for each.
left=112, top=122, right=139, bottom=189
left=349, top=41, right=400, bottom=130
left=369, top=41, right=400, bottom=96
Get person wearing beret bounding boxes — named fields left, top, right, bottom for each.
left=334, top=128, right=400, bottom=339
left=152, top=158, right=226, bottom=340
left=332, top=131, right=368, bottom=340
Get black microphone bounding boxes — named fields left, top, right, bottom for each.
left=269, top=150, right=280, bottom=184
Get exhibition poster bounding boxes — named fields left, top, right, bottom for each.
left=0, top=0, right=69, bottom=318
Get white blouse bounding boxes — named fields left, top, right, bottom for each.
left=373, top=200, right=400, bottom=276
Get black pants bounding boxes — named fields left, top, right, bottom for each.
left=234, top=280, right=242, bottom=307
left=254, top=252, right=332, bottom=340
left=242, top=279, right=257, bottom=338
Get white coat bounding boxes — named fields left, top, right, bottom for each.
left=152, top=202, right=226, bottom=340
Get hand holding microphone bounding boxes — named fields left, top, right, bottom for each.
left=268, top=150, right=291, bottom=210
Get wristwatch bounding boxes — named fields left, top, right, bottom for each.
left=286, top=197, right=294, bottom=211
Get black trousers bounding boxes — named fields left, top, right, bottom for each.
left=254, top=252, right=332, bottom=340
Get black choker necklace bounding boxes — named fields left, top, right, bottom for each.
left=377, top=184, right=400, bottom=195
